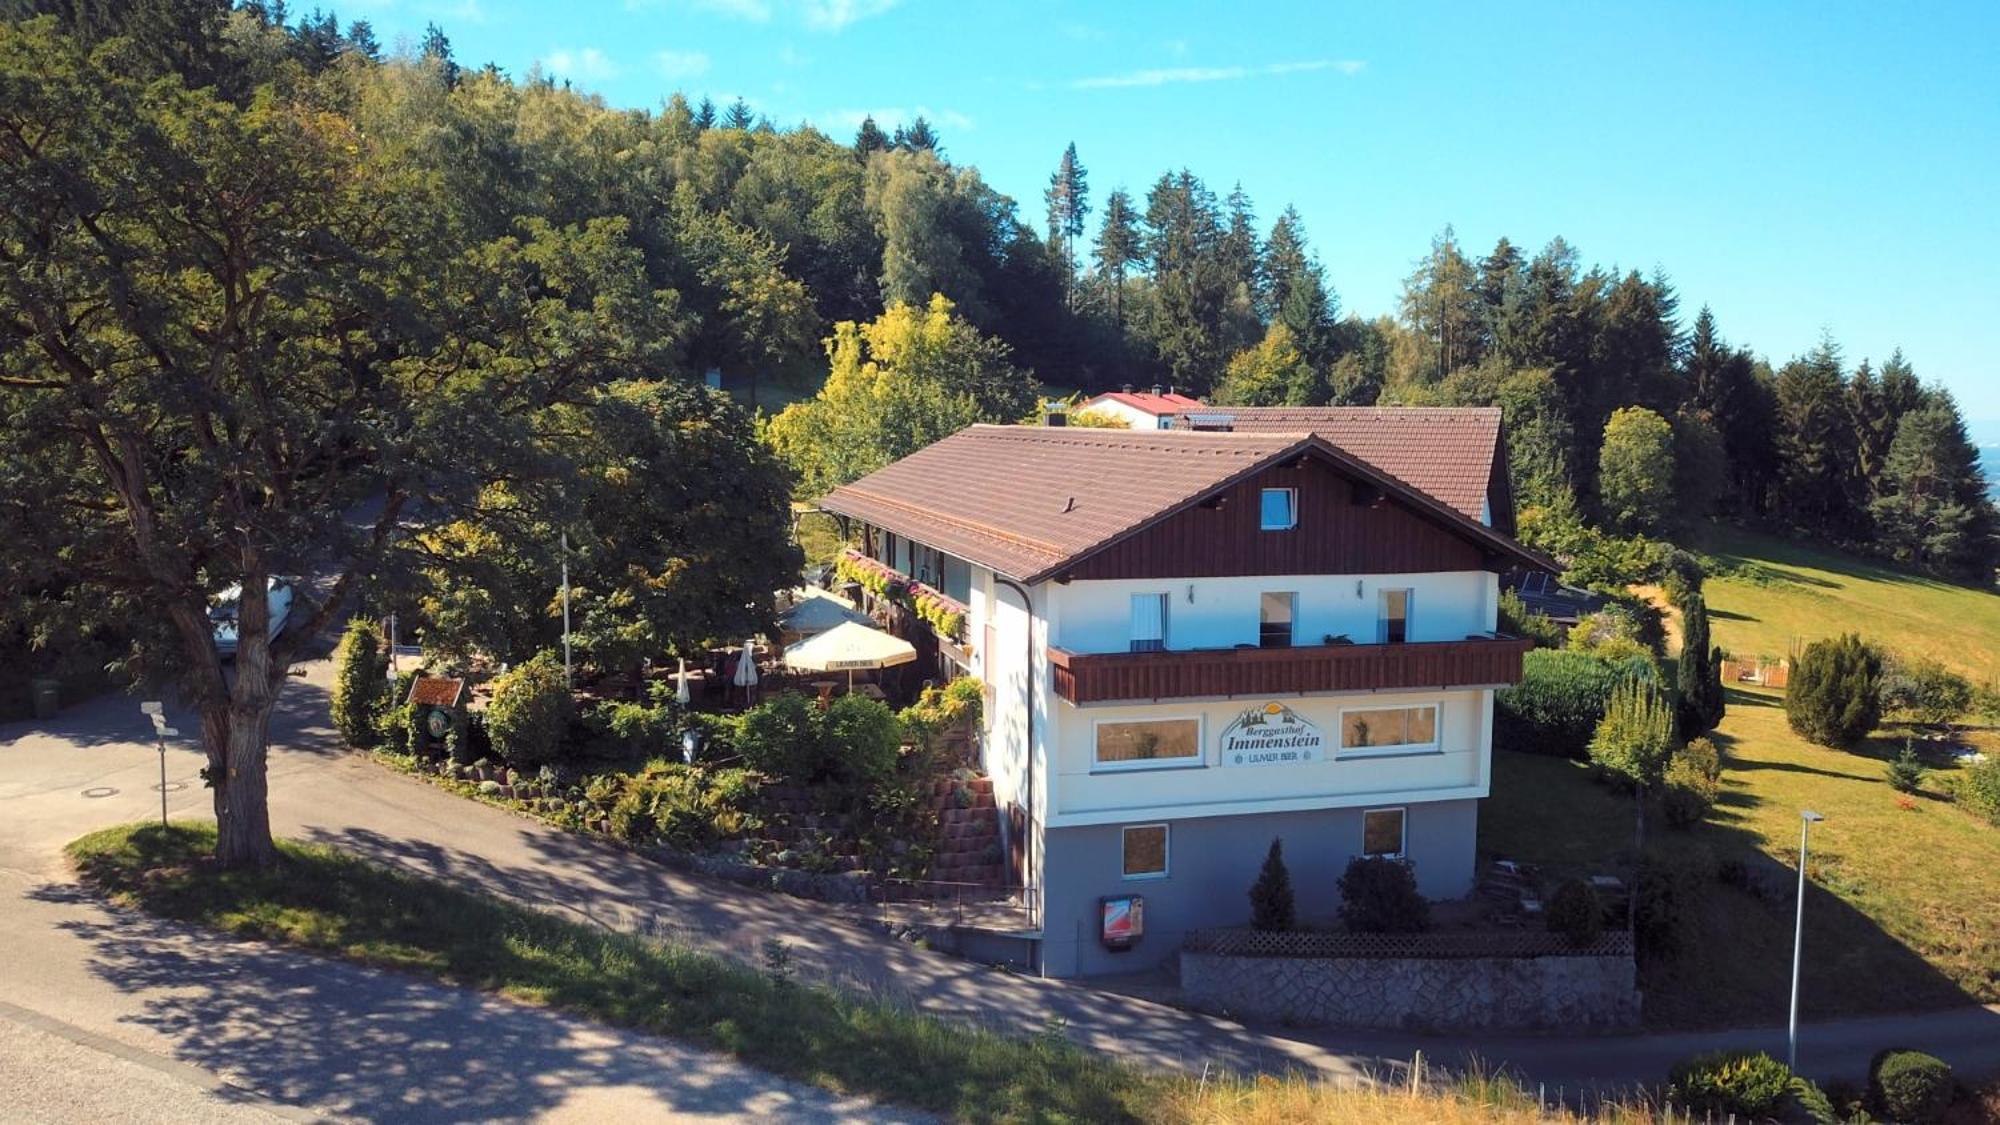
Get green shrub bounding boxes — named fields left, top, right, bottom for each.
left=1496, top=649, right=1642, bottom=758
left=599, top=699, right=678, bottom=760
left=1248, top=838, right=1295, bottom=932
left=486, top=651, right=575, bottom=770
left=330, top=619, right=389, bottom=749
left=607, top=765, right=721, bottom=850
left=1883, top=656, right=1974, bottom=729
left=1589, top=676, right=1679, bottom=792
left=736, top=693, right=820, bottom=781
left=1661, top=739, right=1721, bottom=829
left=1886, top=744, right=1927, bottom=794
left=1786, top=633, right=1883, bottom=748
left=1497, top=589, right=1566, bottom=649
left=1955, top=757, right=2000, bottom=825
left=1544, top=879, right=1603, bottom=947
left=1665, top=1049, right=1794, bottom=1119
left=1778, top=1075, right=1839, bottom=1125
left=1870, top=1048, right=1953, bottom=1123
left=821, top=693, right=901, bottom=785
left=1337, top=856, right=1429, bottom=934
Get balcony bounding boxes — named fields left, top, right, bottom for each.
left=1047, top=635, right=1534, bottom=705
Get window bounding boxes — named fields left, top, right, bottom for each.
left=1379, top=588, right=1410, bottom=644
left=1340, top=705, right=1440, bottom=753
left=1122, top=824, right=1169, bottom=878
left=1259, top=591, right=1296, bottom=648
left=1129, top=593, right=1168, bottom=653
left=1363, top=808, right=1406, bottom=858
left=1259, top=487, right=1297, bottom=530
left=1095, top=718, right=1202, bottom=769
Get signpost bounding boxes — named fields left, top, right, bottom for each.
left=142, top=702, right=177, bottom=828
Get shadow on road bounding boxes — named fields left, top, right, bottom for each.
left=30, top=881, right=867, bottom=1123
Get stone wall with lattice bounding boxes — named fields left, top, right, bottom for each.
left=1181, top=928, right=1639, bottom=1031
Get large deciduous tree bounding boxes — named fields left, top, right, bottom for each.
left=0, top=20, right=677, bottom=866
left=1596, top=407, right=1676, bottom=535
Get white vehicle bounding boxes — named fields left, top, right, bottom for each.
left=210, top=577, right=296, bottom=659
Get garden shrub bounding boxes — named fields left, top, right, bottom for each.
left=1786, top=633, right=1883, bottom=748
left=1337, top=855, right=1429, bottom=934
left=1496, top=649, right=1644, bottom=758
left=1661, top=739, right=1721, bottom=828
left=1777, top=1075, right=1838, bottom=1125
left=1544, top=879, right=1603, bottom=947
left=330, top=618, right=389, bottom=748
left=1665, top=1049, right=1794, bottom=1120
left=1635, top=846, right=1711, bottom=958
left=487, top=651, right=575, bottom=770
left=736, top=693, right=820, bottom=781
left=1674, top=593, right=1726, bottom=739
left=1881, top=656, right=1973, bottom=729
left=821, top=693, right=901, bottom=785
left=376, top=671, right=418, bottom=751
left=1870, top=1048, right=1954, bottom=1123
left=1248, top=838, right=1295, bottom=932
left=599, top=699, right=678, bottom=760
left=1954, top=757, right=2000, bottom=825
left=1497, top=589, right=1566, bottom=649
left=1589, top=676, right=1679, bottom=792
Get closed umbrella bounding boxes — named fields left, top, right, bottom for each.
left=732, top=639, right=759, bottom=703
left=675, top=657, right=691, bottom=706
left=782, top=620, right=917, bottom=691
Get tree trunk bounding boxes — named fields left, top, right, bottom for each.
left=211, top=703, right=277, bottom=868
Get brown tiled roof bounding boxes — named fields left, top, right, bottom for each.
left=818, top=423, right=1549, bottom=582
left=1175, top=406, right=1502, bottom=521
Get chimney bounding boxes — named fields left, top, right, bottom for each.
left=1121, top=383, right=1134, bottom=394
left=1151, top=384, right=1165, bottom=397
left=1043, top=399, right=1069, bottom=427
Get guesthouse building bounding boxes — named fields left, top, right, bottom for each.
left=817, top=407, right=1553, bottom=976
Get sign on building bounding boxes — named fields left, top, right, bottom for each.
left=1219, top=702, right=1326, bottom=767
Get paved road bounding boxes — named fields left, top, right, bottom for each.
left=3, top=657, right=1997, bottom=1121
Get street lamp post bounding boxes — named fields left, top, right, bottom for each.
left=1789, top=809, right=1826, bottom=1072
left=560, top=530, right=572, bottom=685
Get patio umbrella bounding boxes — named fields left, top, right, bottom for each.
left=732, top=639, right=759, bottom=702
left=675, top=657, right=691, bottom=705
left=782, top=620, right=917, bottom=690
left=777, top=587, right=872, bottom=639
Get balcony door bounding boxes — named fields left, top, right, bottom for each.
left=1129, top=593, right=1168, bottom=653
left=1378, top=588, right=1411, bottom=644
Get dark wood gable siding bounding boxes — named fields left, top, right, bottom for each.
left=1064, top=457, right=1488, bottom=580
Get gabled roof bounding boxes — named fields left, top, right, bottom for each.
left=817, top=423, right=1552, bottom=583
left=1172, top=406, right=1504, bottom=522
left=1083, top=390, right=1204, bottom=416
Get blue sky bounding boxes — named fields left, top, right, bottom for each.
left=353, top=0, right=2000, bottom=421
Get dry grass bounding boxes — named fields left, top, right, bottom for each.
left=1160, top=1068, right=1665, bottom=1124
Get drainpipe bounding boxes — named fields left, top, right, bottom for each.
left=991, top=575, right=1039, bottom=941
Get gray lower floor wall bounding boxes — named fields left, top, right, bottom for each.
left=1037, top=799, right=1478, bottom=978
left=1180, top=950, right=1640, bottom=1032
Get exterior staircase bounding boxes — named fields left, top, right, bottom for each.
left=929, top=774, right=1006, bottom=889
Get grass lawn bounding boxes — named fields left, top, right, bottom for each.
left=1697, top=524, right=2000, bottom=683
left=1485, top=527, right=2000, bottom=1028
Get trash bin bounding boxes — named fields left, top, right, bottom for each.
left=30, top=678, right=60, bottom=720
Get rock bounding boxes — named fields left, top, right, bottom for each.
left=477, top=780, right=502, bottom=795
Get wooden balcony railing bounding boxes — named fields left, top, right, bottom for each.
left=1047, top=635, right=1534, bottom=705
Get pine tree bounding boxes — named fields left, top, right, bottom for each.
left=852, top=114, right=888, bottom=157
left=1675, top=593, right=1725, bottom=739
left=1248, top=837, right=1296, bottom=932
left=1093, top=188, right=1141, bottom=337
left=1264, top=206, right=1338, bottom=370
left=1476, top=237, right=1523, bottom=355
left=1869, top=394, right=2000, bottom=578
left=1142, top=170, right=1233, bottom=394
left=897, top=116, right=939, bottom=152
left=693, top=96, right=716, bottom=130
left=1043, top=143, right=1089, bottom=263
left=419, top=21, right=459, bottom=89
left=1398, top=225, right=1485, bottom=382
left=1774, top=337, right=1864, bottom=536
left=1786, top=634, right=1883, bottom=748
left=345, top=19, right=380, bottom=61
left=722, top=97, right=755, bottom=129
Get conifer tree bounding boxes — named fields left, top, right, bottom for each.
left=852, top=114, right=888, bottom=157
left=1775, top=337, right=1864, bottom=536
left=693, top=96, right=716, bottom=130
left=897, top=116, right=940, bottom=152
left=1674, top=593, right=1725, bottom=739
left=1093, top=188, right=1141, bottom=337
left=1249, top=837, right=1296, bottom=932
left=722, top=97, right=756, bottom=129
left=419, top=21, right=459, bottom=88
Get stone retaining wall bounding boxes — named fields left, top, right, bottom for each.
left=1181, top=947, right=1639, bottom=1032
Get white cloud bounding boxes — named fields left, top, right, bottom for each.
left=542, top=47, right=621, bottom=81
left=1072, top=58, right=1364, bottom=90
left=654, top=49, right=711, bottom=79
left=801, top=0, right=898, bottom=31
